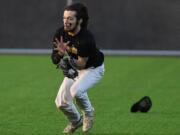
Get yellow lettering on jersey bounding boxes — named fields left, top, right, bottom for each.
left=66, top=46, right=78, bottom=55
left=66, top=46, right=71, bottom=53
left=71, top=47, right=78, bottom=54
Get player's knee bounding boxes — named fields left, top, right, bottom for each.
left=55, top=98, right=65, bottom=109
left=55, top=99, right=60, bottom=108
left=70, top=85, right=82, bottom=98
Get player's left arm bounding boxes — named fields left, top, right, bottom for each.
left=73, top=56, right=88, bottom=70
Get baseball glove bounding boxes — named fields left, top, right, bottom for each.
left=131, top=96, right=152, bottom=113
left=56, top=57, right=78, bottom=79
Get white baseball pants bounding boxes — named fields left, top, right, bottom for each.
left=55, top=64, right=105, bottom=124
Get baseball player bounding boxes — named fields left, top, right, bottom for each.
left=51, top=3, right=105, bottom=133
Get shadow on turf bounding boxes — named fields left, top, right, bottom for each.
left=85, top=133, right=159, bottom=135
left=83, top=133, right=128, bottom=135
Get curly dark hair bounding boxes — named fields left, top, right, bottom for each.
left=65, top=3, right=89, bottom=28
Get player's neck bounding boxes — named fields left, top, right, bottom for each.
left=68, top=25, right=81, bottom=36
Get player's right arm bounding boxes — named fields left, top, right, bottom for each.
left=51, top=31, right=69, bottom=64
left=51, top=50, right=63, bottom=64
left=51, top=37, right=64, bottom=64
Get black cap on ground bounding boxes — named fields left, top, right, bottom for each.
left=131, top=96, right=152, bottom=113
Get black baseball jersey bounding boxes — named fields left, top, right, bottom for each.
left=51, top=27, right=104, bottom=69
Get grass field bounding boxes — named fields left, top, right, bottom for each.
left=0, top=55, right=180, bottom=135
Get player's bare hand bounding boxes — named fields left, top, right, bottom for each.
left=53, top=36, right=70, bottom=56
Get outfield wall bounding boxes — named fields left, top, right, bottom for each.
left=0, top=0, right=179, bottom=51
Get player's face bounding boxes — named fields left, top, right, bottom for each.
left=63, top=10, right=78, bottom=32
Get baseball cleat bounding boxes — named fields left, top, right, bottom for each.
left=82, top=108, right=94, bottom=132
left=63, top=116, right=82, bottom=133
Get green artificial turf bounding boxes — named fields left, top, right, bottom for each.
left=0, top=55, right=180, bottom=135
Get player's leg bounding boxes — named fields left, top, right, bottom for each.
left=71, top=64, right=105, bottom=111
left=70, top=64, right=105, bottom=132
left=55, top=77, right=82, bottom=133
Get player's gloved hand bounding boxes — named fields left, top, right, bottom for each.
left=56, top=57, right=78, bottom=79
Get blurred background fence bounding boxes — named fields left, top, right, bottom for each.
left=0, top=0, right=180, bottom=55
